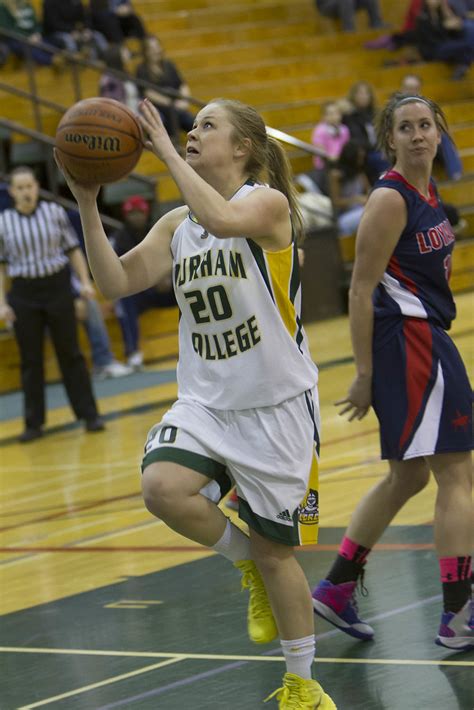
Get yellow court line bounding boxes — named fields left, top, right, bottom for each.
left=1, top=646, right=473, bottom=668
left=17, top=657, right=184, bottom=709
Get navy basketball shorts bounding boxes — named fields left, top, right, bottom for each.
left=372, top=317, right=472, bottom=460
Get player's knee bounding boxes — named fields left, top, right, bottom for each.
left=141, top=468, right=179, bottom=517
left=388, top=459, right=430, bottom=498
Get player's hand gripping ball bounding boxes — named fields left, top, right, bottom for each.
left=55, top=97, right=143, bottom=184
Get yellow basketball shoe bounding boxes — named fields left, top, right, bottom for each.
left=234, top=559, right=278, bottom=644
left=265, top=673, right=337, bottom=709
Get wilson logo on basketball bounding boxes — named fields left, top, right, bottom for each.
left=64, top=133, right=121, bottom=152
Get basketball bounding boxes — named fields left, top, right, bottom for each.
left=55, top=97, right=143, bottom=185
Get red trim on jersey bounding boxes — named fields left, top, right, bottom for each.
left=399, top=319, right=433, bottom=451
left=388, top=255, right=419, bottom=294
left=384, top=170, right=439, bottom=208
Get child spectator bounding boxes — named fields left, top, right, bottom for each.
left=307, top=101, right=350, bottom=193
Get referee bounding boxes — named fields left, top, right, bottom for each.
left=0, top=166, right=104, bottom=442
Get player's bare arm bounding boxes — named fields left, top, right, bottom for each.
left=118, top=206, right=185, bottom=298
left=337, top=187, right=407, bottom=420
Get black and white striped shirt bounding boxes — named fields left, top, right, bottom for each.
left=0, top=201, right=79, bottom=278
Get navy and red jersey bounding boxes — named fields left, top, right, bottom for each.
left=371, top=170, right=456, bottom=340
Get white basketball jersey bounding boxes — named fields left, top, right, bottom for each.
left=171, top=181, right=318, bottom=409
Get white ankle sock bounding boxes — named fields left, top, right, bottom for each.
left=212, top=518, right=251, bottom=562
left=280, top=635, right=315, bottom=680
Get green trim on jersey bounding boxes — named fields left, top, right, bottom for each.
left=289, top=241, right=300, bottom=304
left=142, top=446, right=226, bottom=479
left=239, top=498, right=299, bottom=546
left=246, top=239, right=275, bottom=303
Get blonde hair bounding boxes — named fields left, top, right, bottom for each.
left=376, top=92, right=450, bottom=165
left=210, top=98, right=304, bottom=243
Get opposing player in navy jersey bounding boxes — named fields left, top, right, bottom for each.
left=56, top=97, right=336, bottom=709
left=312, top=93, right=472, bottom=651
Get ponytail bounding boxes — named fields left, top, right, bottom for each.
left=266, top=137, right=304, bottom=244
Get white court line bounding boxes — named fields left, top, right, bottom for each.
left=16, top=656, right=184, bottom=709
left=1, top=646, right=472, bottom=667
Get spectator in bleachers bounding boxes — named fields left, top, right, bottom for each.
left=0, top=0, right=63, bottom=67
left=71, top=273, right=133, bottom=379
left=42, top=0, right=108, bottom=60
left=0, top=166, right=104, bottom=441
left=328, top=139, right=370, bottom=236
left=412, top=0, right=474, bottom=79
left=342, top=80, right=389, bottom=183
left=89, top=0, right=145, bottom=48
left=314, top=0, right=386, bottom=32
left=307, top=100, right=350, bottom=193
left=399, top=73, right=463, bottom=179
left=110, top=195, right=176, bottom=369
left=98, top=43, right=139, bottom=111
left=135, top=35, right=195, bottom=145
left=365, top=0, right=423, bottom=49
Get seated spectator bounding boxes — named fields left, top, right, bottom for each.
left=314, top=0, right=386, bottom=32
left=89, top=0, right=145, bottom=48
left=413, top=0, right=474, bottom=79
left=342, top=80, right=389, bottom=183
left=71, top=274, right=132, bottom=379
left=328, top=140, right=370, bottom=236
left=365, top=0, right=423, bottom=49
left=399, top=73, right=463, bottom=179
left=98, top=43, right=139, bottom=111
left=306, top=101, right=350, bottom=193
left=0, top=0, right=62, bottom=67
left=135, top=35, right=195, bottom=143
left=42, top=0, right=108, bottom=60
left=110, top=196, right=176, bottom=369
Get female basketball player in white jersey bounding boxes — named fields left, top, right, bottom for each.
left=55, top=97, right=336, bottom=709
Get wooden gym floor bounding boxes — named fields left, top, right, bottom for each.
left=0, top=293, right=473, bottom=709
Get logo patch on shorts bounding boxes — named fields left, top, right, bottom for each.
left=298, top=489, right=319, bottom=525
left=276, top=509, right=292, bottom=522
left=451, top=410, right=469, bottom=431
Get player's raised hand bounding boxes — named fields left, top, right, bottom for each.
left=54, top=149, right=100, bottom=203
left=335, top=374, right=372, bottom=421
left=138, top=99, right=177, bottom=162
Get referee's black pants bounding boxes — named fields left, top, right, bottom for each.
left=9, top=268, right=99, bottom=430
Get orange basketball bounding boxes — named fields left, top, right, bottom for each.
left=55, top=97, right=143, bottom=185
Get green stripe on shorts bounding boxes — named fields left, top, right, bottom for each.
left=239, top=499, right=299, bottom=546
left=142, top=446, right=226, bottom=480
